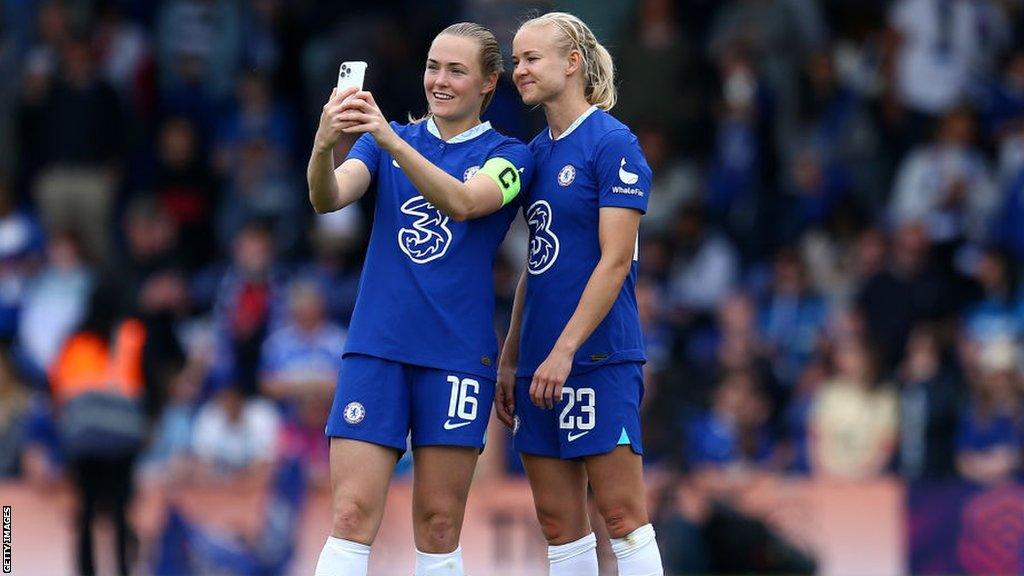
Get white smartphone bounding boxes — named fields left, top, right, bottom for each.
left=336, top=61, right=368, bottom=94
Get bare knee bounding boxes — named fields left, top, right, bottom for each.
left=596, top=501, right=645, bottom=539
left=536, top=506, right=589, bottom=544
left=416, top=509, right=459, bottom=553
left=331, top=496, right=377, bottom=542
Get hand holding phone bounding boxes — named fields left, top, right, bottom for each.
left=337, top=61, right=367, bottom=96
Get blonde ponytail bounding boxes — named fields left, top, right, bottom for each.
left=520, top=12, right=617, bottom=110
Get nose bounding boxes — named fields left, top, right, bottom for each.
left=513, top=62, right=528, bottom=80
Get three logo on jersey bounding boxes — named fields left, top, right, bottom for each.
left=395, top=164, right=482, bottom=264
left=527, top=158, right=642, bottom=274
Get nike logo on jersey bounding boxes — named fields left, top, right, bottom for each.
left=443, top=419, right=473, bottom=430
left=392, top=159, right=400, bottom=168
left=619, top=158, right=639, bottom=185
left=567, top=430, right=590, bottom=442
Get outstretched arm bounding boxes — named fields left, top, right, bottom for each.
left=307, top=87, right=372, bottom=213
left=340, top=92, right=523, bottom=220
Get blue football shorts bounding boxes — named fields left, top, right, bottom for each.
left=326, top=353, right=495, bottom=451
left=512, top=361, right=644, bottom=459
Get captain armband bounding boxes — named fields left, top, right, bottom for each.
left=478, top=157, right=523, bottom=206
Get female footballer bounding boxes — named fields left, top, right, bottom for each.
left=496, top=12, right=664, bottom=575
left=308, top=23, right=532, bottom=576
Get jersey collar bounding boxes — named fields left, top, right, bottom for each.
left=426, top=118, right=493, bottom=143
left=550, top=105, right=598, bottom=141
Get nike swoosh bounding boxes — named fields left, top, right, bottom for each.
left=566, top=430, right=590, bottom=442
left=392, top=159, right=400, bottom=168
left=443, top=420, right=473, bottom=430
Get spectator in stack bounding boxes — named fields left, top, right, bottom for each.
left=983, top=49, right=1024, bottom=181
left=94, top=0, right=155, bottom=124
left=666, top=203, right=739, bottom=325
left=889, top=106, right=998, bottom=249
left=139, top=361, right=203, bottom=487
left=687, top=292, right=777, bottom=407
left=216, top=134, right=302, bottom=255
left=795, top=48, right=883, bottom=209
left=897, top=324, right=961, bottom=480
left=123, top=202, right=190, bottom=418
left=810, top=336, right=898, bottom=479
left=684, top=367, right=775, bottom=471
left=213, top=70, right=295, bottom=174
left=0, top=175, right=44, bottom=341
left=301, top=211, right=364, bottom=326
left=614, top=0, right=698, bottom=139
left=705, top=46, right=779, bottom=261
left=32, top=35, right=123, bottom=264
left=962, top=247, right=1021, bottom=344
left=634, top=125, right=700, bottom=238
left=708, top=0, right=828, bottom=151
left=955, top=337, right=1022, bottom=484
left=992, top=147, right=1024, bottom=260
left=151, top=116, right=220, bottom=270
left=207, top=221, right=286, bottom=396
left=855, top=222, right=960, bottom=372
left=191, top=381, right=280, bottom=482
left=49, top=281, right=148, bottom=576
left=779, top=145, right=851, bottom=244
left=780, top=357, right=829, bottom=474
left=259, top=279, right=345, bottom=409
left=17, top=232, right=93, bottom=380
left=886, top=0, right=1010, bottom=144
left=155, top=0, right=242, bottom=101
left=0, top=348, right=28, bottom=477
left=759, top=248, right=828, bottom=390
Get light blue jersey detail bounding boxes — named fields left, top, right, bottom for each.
left=617, top=428, right=631, bottom=446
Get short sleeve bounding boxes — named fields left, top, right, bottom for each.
left=345, top=131, right=382, bottom=175
left=594, top=129, right=651, bottom=214
left=484, top=139, right=534, bottom=207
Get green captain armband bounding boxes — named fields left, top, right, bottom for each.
left=479, top=157, right=522, bottom=206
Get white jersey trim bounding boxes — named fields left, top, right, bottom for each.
left=426, top=118, right=493, bottom=143
left=550, top=105, right=599, bottom=141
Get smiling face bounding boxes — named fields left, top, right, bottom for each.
left=423, top=34, right=494, bottom=122
left=512, top=23, right=575, bottom=106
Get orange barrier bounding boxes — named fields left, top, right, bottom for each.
left=0, top=477, right=903, bottom=575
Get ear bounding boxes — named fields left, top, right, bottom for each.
left=481, top=71, right=498, bottom=97
left=565, top=49, right=583, bottom=76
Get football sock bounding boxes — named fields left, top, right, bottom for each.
left=314, top=536, right=370, bottom=576
left=548, top=532, right=598, bottom=575
left=610, top=524, right=663, bottom=576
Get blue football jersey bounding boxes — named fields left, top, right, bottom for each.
left=517, top=107, right=651, bottom=377
left=343, top=119, right=533, bottom=379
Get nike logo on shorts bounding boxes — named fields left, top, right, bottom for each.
left=443, top=419, right=473, bottom=430
left=567, top=430, right=590, bottom=442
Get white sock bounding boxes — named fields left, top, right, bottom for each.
left=315, top=536, right=370, bottom=576
left=415, top=546, right=464, bottom=575
left=548, top=532, right=598, bottom=576
left=610, top=524, right=663, bottom=576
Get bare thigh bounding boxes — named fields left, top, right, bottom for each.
left=411, top=445, right=480, bottom=553
left=328, top=438, right=401, bottom=544
left=522, top=454, right=591, bottom=544
left=584, top=446, right=649, bottom=538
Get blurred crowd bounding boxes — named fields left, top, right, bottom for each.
left=0, top=0, right=1022, bottom=547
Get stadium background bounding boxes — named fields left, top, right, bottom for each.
left=0, top=0, right=1023, bottom=574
